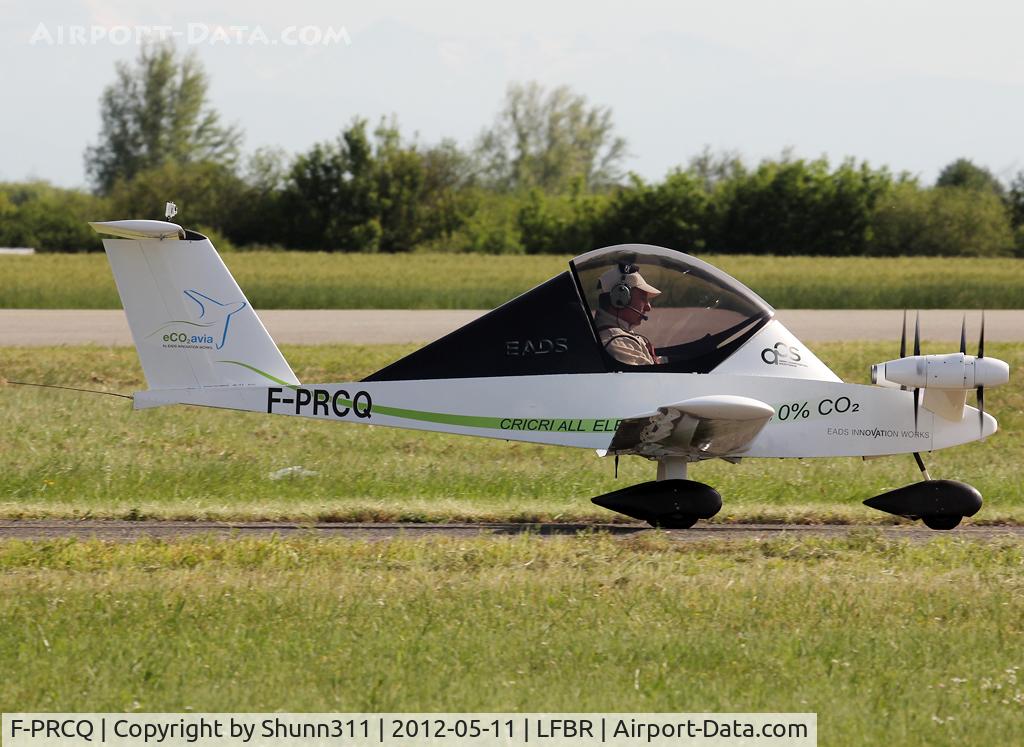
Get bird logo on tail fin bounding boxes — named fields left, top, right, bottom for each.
left=146, top=291, right=247, bottom=350
left=183, top=290, right=247, bottom=350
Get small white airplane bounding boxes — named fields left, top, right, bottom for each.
left=87, top=217, right=1011, bottom=530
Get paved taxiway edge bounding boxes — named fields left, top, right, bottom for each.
left=2, top=309, right=1023, bottom=346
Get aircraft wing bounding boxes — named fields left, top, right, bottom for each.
left=607, top=395, right=775, bottom=458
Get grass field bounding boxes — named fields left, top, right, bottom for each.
left=3, top=252, right=1024, bottom=309
left=2, top=342, right=1022, bottom=523
left=2, top=534, right=1022, bottom=745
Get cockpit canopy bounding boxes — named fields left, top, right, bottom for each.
left=571, top=245, right=773, bottom=369
left=365, top=244, right=774, bottom=381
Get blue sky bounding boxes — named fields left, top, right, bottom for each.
left=2, top=0, right=1022, bottom=188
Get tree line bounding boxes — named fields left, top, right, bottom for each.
left=2, top=42, right=1022, bottom=256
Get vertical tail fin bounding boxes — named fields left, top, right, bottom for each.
left=90, top=220, right=299, bottom=390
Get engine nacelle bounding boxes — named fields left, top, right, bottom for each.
left=871, top=353, right=1009, bottom=390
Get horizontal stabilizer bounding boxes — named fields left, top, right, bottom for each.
left=90, top=220, right=185, bottom=240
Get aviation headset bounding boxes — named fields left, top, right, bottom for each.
left=607, top=263, right=640, bottom=310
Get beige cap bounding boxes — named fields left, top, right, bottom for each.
left=599, top=265, right=661, bottom=296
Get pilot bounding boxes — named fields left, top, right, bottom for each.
left=595, top=264, right=665, bottom=365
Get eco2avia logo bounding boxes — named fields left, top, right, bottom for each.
left=147, top=290, right=246, bottom=350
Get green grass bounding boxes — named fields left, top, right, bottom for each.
left=3, top=252, right=1024, bottom=309
left=2, top=342, right=1022, bottom=523
left=1, top=534, right=1023, bottom=746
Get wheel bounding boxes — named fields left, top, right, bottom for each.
left=922, top=514, right=962, bottom=530
left=649, top=514, right=699, bottom=529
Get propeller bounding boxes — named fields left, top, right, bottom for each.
left=978, top=311, right=986, bottom=438
left=899, top=310, right=907, bottom=360
left=895, top=310, right=908, bottom=391
left=912, top=312, right=921, bottom=431
left=897, top=311, right=989, bottom=438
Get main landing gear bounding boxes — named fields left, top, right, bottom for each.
left=591, top=458, right=722, bottom=529
left=592, top=454, right=983, bottom=531
left=862, top=452, right=982, bottom=530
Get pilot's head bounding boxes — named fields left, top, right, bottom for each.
left=598, top=264, right=661, bottom=327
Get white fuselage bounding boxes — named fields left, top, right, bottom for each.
left=135, top=371, right=994, bottom=459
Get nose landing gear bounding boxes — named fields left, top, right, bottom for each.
left=864, top=479, right=982, bottom=530
left=863, top=453, right=982, bottom=530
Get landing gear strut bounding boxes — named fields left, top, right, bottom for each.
left=657, top=457, right=688, bottom=481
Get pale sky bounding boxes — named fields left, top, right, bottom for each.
left=2, top=0, right=1023, bottom=188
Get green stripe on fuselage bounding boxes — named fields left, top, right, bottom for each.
left=218, top=360, right=299, bottom=389
left=268, top=384, right=618, bottom=433
left=368, top=404, right=615, bottom=433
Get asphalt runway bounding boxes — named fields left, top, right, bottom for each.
left=2, top=309, right=1023, bottom=346
left=2, top=520, right=1022, bottom=542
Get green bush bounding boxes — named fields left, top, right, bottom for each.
left=517, top=186, right=606, bottom=254
left=0, top=182, right=105, bottom=252
left=107, top=160, right=247, bottom=230
left=594, top=171, right=708, bottom=251
left=871, top=183, right=1014, bottom=256
left=707, top=157, right=893, bottom=255
left=282, top=119, right=474, bottom=253
left=433, top=190, right=524, bottom=254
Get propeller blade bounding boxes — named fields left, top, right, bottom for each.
left=960, top=315, right=967, bottom=355
left=897, top=310, right=908, bottom=390
left=976, top=312, right=985, bottom=439
left=911, top=313, right=920, bottom=427
left=978, top=311, right=985, bottom=359
left=978, top=385, right=985, bottom=438
left=899, top=310, right=907, bottom=359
